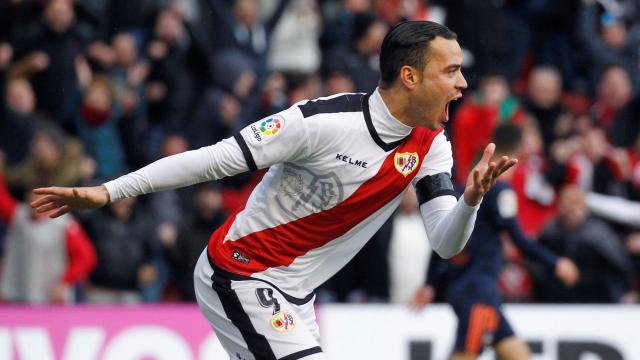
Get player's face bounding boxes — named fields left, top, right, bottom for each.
left=414, top=37, right=467, bottom=130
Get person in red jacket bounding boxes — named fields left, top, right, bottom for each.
left=0, top=157, right=96, bottom=303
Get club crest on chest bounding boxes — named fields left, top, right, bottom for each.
left=394, top=152, right=419, bottom=177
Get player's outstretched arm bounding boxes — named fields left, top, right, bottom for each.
left=463, top=143, right=518, bottom=206
left=30, top=186, right=110, bottom=218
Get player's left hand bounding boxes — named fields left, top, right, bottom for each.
left=463, top=143, right=518, bottom=206
left=408, top=285, right=435, bottom=311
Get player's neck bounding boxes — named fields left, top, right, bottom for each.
left=378, top=86, right=414, bottom=127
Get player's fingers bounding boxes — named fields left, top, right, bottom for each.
left=29, top=194, right=59, bottom=208
left=35, top=202, right=62, bottom=214
left=33, top=187, right=74, bottom=197
left=483, top=162, right=497, bottom=185
left=493, top=156, right=512, bottom=174
left=478, top=143, right=496, bottom=165
left=49, top=205, right=71, bottom=218
left=473, top=168, right=481, bottom=188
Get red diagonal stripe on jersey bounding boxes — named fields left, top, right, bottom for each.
left=209, top=127, right=442, bottom=275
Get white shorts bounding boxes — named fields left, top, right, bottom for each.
left=194, top=249, right=326, bottom=360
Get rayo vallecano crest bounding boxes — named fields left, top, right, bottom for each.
left=394, top=152, right=419, bottom=177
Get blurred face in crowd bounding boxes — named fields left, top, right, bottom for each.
left=44, top=0, right=75, bottom=34
left=520, top=123, right=543, bottom=157
left=528, top=67, right=562, bottom=109
left=155, top=10, right=184, bottom=44
left=234, top=0, right=259, bottom=27
left=31, top=131, right=62, bottom=170
left=598, top=66, right=632, bottom=110
left=357, top=21, right=388, bottom=55
left=601, top=21, right=627, bottom=50
left=479, top=75, right=509, bottom=107
left=84, top=79, right=112, bottom=112
left=582, top=128, right=608, bottom=163
left=162, top=134, right=189, bottom=156
left=112, top=33, right=138, bottom=68
left=557, top=186, right=588, bottom=229
left=410, top=37, right=467, bottom=130
left=325, top=73, right=355, bottom=95
left=7, top=78, right=36, bottom=115
left=110, top=197, right=137, bottom=220
left=344, top=0, right=371, bottom=13
left=195, top=186, right=223, bottom=219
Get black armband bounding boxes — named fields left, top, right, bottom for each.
left=233, top=133, right=258, bottom=172
left=415, top=173, right=457, bottom=205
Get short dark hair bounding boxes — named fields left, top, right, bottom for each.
left=379, top=21, right=457, bottom=88
left=493, top=124, right=522, bottom=156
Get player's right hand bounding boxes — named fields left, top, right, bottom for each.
left=555, top=257, right=580, bottom=287
left=30, top=185, right=110, bottom=218
left=408, top=285, right=435, bottom=311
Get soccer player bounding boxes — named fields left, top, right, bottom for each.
left=31, top=21, right=516, bottom=359
left=410, top=124, right=580, bottom=360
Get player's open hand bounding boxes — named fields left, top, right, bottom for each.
left=463, top=143, right=518, bottom=206
left=555, top=257, right=580, bottom=287
left=408, top=285, right=435, bottom=312
left=30, top=185, right=110, bottom=218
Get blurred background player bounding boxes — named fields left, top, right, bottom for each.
left=410, top=124, right=580, bottom=360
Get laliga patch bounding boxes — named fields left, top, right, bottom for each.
left=270, top=312, right=296, bottom=333
left=394, top=152, right=419, bottom=177
left=497, top=189, right=518, bottom=218
left=246, top=116, right=284, bottom=145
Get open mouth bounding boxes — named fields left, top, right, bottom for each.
left=444, top=96, right=462, bottom=122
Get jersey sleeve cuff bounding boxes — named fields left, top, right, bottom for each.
left=102, top=180, right=121, bottom=202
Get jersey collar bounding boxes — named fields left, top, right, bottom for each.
left=362, top=88, right=413, bottom=151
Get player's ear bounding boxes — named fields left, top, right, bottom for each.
left=398, top=65, right=421, bottom=90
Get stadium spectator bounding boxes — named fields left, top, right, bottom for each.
left=200, top=0, right=292, bottom=78
left=9, top=0, right=94, bottom=124
left=0, top=162, right=96, bottom=304
left=167, top=183, right=227, bottom=301
left=510, top=123, right=557, bottom=237
left=521, top=66, right=573, bottom=154
left=189, top=89, right=241, bottom=149
left=72, top=75, right=128, bottom=180
left=82, top=197, right=161, bottom=304
left=590, top=65, right=635, bottom=137
left=340, top=11, right=387, bottom=93
left=145, top=8, right=215, bottom=141
left=577, top=0, right=640, bottom=92
left=267, top=0, right=322, bottom=74
left=6, top=121, right=93, bottom=193
left=439, top=0, right=529, bottom=86
left=1, top=43, right=38, bottom=166
left=452, top=74, right=525, bottom=184
left=535, top=185, right=634, bottom=303
left=146, top=134, right=192, bottom=301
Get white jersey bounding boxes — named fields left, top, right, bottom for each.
left=208, top=90, right=452, bottom=299
left=105, top=88, right=478, bottom=301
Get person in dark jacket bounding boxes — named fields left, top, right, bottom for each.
left=536, top=185, right=634, bottom=303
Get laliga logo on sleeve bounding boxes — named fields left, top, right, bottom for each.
left=394, top=152, right=419, bottom=177
left=260, top=117, right=282, bottom=136
left=270, top=312, right=296, bottom=333
left=247, top=116, right=284, bottom=144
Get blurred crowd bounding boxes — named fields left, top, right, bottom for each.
left=0, top=0, right=639, bottom=305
